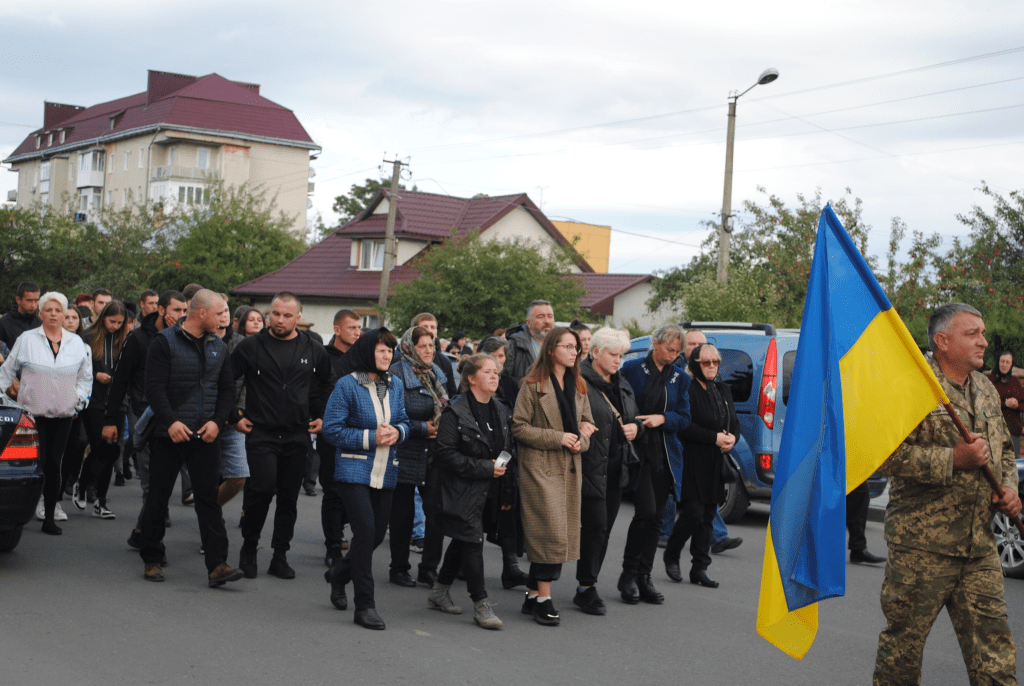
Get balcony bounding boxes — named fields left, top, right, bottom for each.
left=308, top=181, right=315, bottom=194
left=152, top=166, right=221, bottom=182
left=6, top=190, right=16, bottom=202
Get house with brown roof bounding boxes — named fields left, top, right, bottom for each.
left=4, top=70, right=319, bottom=234
left=232, top=188, right=672, bottom=337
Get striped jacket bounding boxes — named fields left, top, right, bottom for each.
left=323, top=371, right=410, bottom=490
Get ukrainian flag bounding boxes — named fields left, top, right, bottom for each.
left=756, top=205, right=948, bottom=659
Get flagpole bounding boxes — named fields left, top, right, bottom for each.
left=942, top=404, right=1024, bottom=536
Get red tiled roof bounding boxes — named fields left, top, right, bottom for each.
left=579, top=273, right=654, bottom=314
left=5, top=70, right=315, bottom=162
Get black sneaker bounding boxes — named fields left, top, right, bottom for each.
left=267, top=555, right=296, bottom=579
left=239, top=548, right=258, bottom=579
left=573, top=586, right=607, bottom=616
left=533, top=598, right=560, bottom=626
left=521, top=592, right=536, bottom=615
left=114, top=473, right=125, bottom=487
left=711, top=537, right=743, bottom=554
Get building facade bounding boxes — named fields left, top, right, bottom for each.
left=4, top=70, right=319, bottom=234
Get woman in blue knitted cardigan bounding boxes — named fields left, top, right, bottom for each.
left=322, top=328, right=410, bottom=631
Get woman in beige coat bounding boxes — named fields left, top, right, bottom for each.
left=512, top=327, right=595, bottom=626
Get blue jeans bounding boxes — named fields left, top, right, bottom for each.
left=662, top=493, right=728, bottom=546
left=413, top=489, right=425, bottom=540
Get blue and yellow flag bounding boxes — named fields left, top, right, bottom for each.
left=755, top=205, right=948, bottom=659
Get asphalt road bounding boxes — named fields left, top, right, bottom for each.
left=3, top=487, right=1022, bottom=686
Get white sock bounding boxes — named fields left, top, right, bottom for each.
left=535, top=595, right=551, bottom=602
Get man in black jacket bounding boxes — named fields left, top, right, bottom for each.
left=103, top=290, right=188, bottom=547
left=139, top=290, right=241, bottom=587
left=0, top=281, right=41, bottom=350
left=502, top=299, right=554, bottom=389
left=232, top=292, right=333, bottom=579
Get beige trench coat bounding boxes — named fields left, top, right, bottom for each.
left=512, top=378, right=593, bottom=565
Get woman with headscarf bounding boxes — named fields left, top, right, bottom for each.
left=0, top=292, right=91, bottom=535
left=662, top=343, right=739, bottom=589
left=322, top=328, right=409, bottom=630
left=513, top=327, right=596, bottom=626
left=988, top=350, right=1024, bottom=460
left=387, top=325, right=448, bottom=588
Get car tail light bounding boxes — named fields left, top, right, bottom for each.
left=758, top=453, right=772, bottom=471
left=757, top=338, right=777, bottom=429
left=1, top=414, right=39, bottom=461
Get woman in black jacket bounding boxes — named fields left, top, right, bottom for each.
left=428, top=354, right=510, bottom=630
left=663, top=343, right=740, bottom=589
left=576, top=328, right=644, bottom=615
left=388, top=326, right=448, bottom=587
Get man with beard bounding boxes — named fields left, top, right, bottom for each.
left=232, top=292, right=333, bottom=579
left=104, top=291, right=188, bottom=549
left=503, top=300, right=555, bottom=389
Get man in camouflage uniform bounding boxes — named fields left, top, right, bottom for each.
left=874, top=303, right=1021, bottom=686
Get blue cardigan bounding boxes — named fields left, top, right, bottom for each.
left=323, top=371, right=410, bottom=490
left=620, top=356, right=691, bottom=498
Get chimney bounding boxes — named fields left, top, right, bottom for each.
left=43, top=102, right=84, bottom=130
left=147, top=69, right=198, bottom=105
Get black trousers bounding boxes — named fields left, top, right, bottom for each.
left=389, top=482, right=419, bottom=573
left=78, top=406, right=121, bottom=502
left=316, top=435, right=348, bottom=553
left=59, top=415, right=85, bottom=496
left=622, top=457, right=670, bottom=575
left=241, top=428, right=310, bottom=553
left=665, top=499, right=716, bottom=571
left=417, top=465, right=444, bottom=576
left=846, top=481, right=870, bottom=552
left=303, top=443, right=319, bottom=491
left=576, top=481, right=623, bottom=587
left=528, top=562, right=562, bottom=589
left=332, top=482, right=394, bottom=611
left=35, top=416, right=74, bottom=520
left=140, top=436, right=228, bottom=572
left=439, top=539, right=487, bottom=601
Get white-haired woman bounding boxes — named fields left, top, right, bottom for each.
left=574, top=328, right=644, bottom=614
left=0, top=292, right=91, bottom=534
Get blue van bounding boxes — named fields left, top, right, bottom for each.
left=626, top=322, right=885, bottom=522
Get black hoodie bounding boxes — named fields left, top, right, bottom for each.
left=0, top=309, right=42, bottom=350
left=104, top=311, right=161, bottom=422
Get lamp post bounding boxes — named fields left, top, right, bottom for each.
left=717, top=68, right=780, bottom=284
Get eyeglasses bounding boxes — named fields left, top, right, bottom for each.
left=700, top=360, right=721, bottom=367
left=556, top=343, right=581, bottom=353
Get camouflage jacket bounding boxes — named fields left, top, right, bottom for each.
left=879, top=357, right=1018, bottom=558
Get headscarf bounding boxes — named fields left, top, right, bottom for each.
left=688, top=343, right=729, bottom=431
left=347, top=327, right=394, bottom=375
left=400, top=326, right=448, bottom=422
left=994, top=353, right=1014, bottom=385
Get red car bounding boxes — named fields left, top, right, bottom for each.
left=0, top=408, right=42, bottom=552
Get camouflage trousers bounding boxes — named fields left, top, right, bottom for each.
left=873, top=544, right=1017, bottom=686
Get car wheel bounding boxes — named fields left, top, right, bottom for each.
left=994, top=511, right=1024, bottom=578
left=0, top=526, right=24, bottom=553
left=719, top=462, right=749, bottom=524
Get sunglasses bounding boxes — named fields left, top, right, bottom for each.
left=700, top=360, right=721, bottom=367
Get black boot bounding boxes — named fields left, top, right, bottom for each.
left=637, top=574, right=664, bottom=604
left=239, top=547, right=258, bottom=579
left=617, top=570, right=640, bottom=604
left=500, top=537, right=529, bottom=589
left=664, top=555, right=683, bottom=582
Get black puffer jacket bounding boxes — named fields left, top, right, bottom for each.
left=390, top=359, right=447, bottom=485
left=580, top=358, right=644, bottom=499
left=433, top=393, right=513, bottom=543
left=502, top=324, right=537, bottom=387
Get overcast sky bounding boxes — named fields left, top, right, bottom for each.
left=2, top=0, right=1022, bottom=275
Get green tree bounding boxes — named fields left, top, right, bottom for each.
left=332, top=178, right=416, bottom=225
left=385, top=231, right=587, bottom=339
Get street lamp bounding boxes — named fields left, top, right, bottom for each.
left=717, top=68, right=780, bottom=284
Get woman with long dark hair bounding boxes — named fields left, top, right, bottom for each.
left=663, top=343, right=739, bottom=589
left=323, top=328, right=410, bottom=630
left=428, top=353, right=510, bottom=629
left=0, top=292, right=92, bottom=534
left=512, top=327, right=596, bottom=626
left=387, top=325, right=448, bottom=588
left=73, top=299, right=130, bottom=519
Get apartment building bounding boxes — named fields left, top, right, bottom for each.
left=3, top=70, right=320, bottom=234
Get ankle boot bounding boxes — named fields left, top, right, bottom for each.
left=617, top=570, right=640, bottom=604
left=500, top=537, right=529, bottom=589
left=637, top=574, right=665, bottom=604
left=473, top=599, right=503, bottom=630
left=427, top=582, right=462, bottom=614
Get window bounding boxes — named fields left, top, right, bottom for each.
left=40, top=162, right=50, bottom=181
left=168, top=146, right=176, bottom=165
left=197, top=148, right=209, bottom=169
left=94, top=151, right=104, bottom=172
left=59, top=130, right=66, bottom=144
left=35, top=136, right=40, bottom=149
left=47, top=133, right=52, bottom=147
left=122, top=188, right=128, bottom=206
left=718, top=349, right=754, bottom=403
left=107, top=190, right=113, bottom=207
left=782, top=350, right=796, bottom=406
left=139, top=148, right=144, bottom=168
left=360, top=239, right=385, bottom=270
left=177, top=185, right=208, bottom=205
left=124, top=150, right=129, bottom=171
left=361, top=314, right=379, bottom=329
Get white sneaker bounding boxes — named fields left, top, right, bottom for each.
left=54, top=502, right=68, bottom=521
left=72, top=483, right=87, bottom=510
left=36, top=498, right=45, bottom=520
left=92, top=501, right=116, bottom=519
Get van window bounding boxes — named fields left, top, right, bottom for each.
left=782, top=350, right=796, bottom=405
left=719, top=349, right=753, bottom=402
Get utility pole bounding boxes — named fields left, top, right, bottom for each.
left=717, top=97, right=738, bottom=285
left=378, top=157, right=406, bottom=313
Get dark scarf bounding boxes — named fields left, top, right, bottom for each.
left=347, top=327, right=393, bottom=375
left=468, top=393, right=503, bottom=459
left=688, top=343, right=729, bottom=431
left=581, top=358, right=624, bottom=457
left=551, top=372, right=579, bottom=437
left=994, top=366, right=1013, bottom=385
left=399, top=326, right=448, bottom=423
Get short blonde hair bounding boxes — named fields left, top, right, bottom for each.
left=38, top=291, right=68, bottom=313
left=697, top=343, right=721, bottom=363
left=590, top=327, right=630, bottom=356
